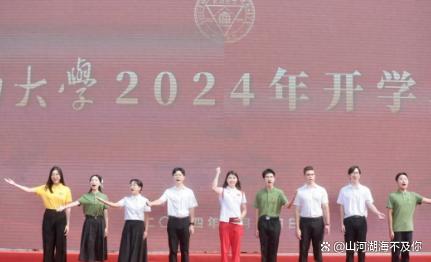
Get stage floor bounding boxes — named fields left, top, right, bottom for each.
left=1, top=251, right=431, bottom=262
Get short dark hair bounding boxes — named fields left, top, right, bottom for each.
left=129, top=178, right=143, bottom=192
left=303, top=165, right=314, bottom=175
left=348, top=165, right=361, bottom=175
left=262, top=168, right=276, bottom=179
left=172, top=167, right=185, bottom=176
left=395, top=172, right=408, bottom=181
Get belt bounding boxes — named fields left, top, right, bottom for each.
left=44, top=209, right=65, bottom=214
left=168, top=216, right=190, bottom=220
left=85, top=215, right=103, bottom=219
left=260, top=215, right=280, bottom=221
left=345, top=215, right=366, bottom=219
left=300, top=216, right=323, bottom=221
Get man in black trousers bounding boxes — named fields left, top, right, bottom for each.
left=294, top=166, right=330, bottom=262
left=150, top=167, right=198, bottom=262
left=337, top=165, right=385, bottom=262
left=254, top=169, right=288, bottom=262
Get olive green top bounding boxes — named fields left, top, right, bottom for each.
left=254, top=187, right=288, bottom=217
left=387, top=191, right=422, bottom=232
left=79, top=191, right=108, bottom=217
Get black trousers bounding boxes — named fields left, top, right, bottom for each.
left=392, top=231, right=413, bottom=262
left=299, top=217, right=324, bottom=262
left=344, top=216, right=367, bottom=262
left=42, top=209, right=67, bottom=262
left=167, top=216, right=190, bottom=262
left=258, top=216, right=281, bottom=262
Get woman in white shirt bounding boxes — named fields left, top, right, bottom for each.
left=212, top=167, right=247, bottom=262
left=97, top=179, right=151, bottom=262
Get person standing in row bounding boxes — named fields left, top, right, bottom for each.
left=4, top=166, right=72, bottom=262
left=97, top=178, right=151, bottom=262
left=150, top=167, right=198, bottom=262
left=254, top=168, right=288, bottom=262
left=57, top=174, right=108, bottom=262
left=212, top=167, right=247, bottom=262
left=387, top=172, right=431, bottom=262
left=294, top=166, right=330, bottom=262
left=337, top=166, right=385, bottom=262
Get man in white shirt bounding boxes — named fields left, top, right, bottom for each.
left=337, top=165, right=385, bottom=262
left=150, top=167, right=198, bottom=262
left=294, top=166, right=330, bottom=262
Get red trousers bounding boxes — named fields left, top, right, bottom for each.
left=219, top=221, right=243, bottom=262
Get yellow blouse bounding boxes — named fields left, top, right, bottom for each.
left=34, top=184, right=72, bottom=209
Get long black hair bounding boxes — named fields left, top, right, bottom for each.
left=45, top=166, right=65, bottom=193
left=222, top=171, right=241, bottom=190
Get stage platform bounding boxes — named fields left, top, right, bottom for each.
left=1, top=251, right=430, bottom=262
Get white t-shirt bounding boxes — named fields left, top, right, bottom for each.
left=118, top=194, right=151, bottom=221
left=337, top=183, right=373, bottom=218
left=218, top=187, right=247, bottom=224
left=160, top=186, right=198, bottom=217
left=294, top=184, right=329, bottom=218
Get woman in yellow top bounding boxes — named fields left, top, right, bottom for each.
left=4, top=166, right=72, bottom=262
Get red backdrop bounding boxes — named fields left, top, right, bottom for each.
left=0, top=0, right=430, bottom=254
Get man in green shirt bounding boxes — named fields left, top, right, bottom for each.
left=387, top=172, right=431, bottom=262
left=254, top=168, right=288, bottom=262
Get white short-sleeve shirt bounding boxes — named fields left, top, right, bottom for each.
left=337, top=184, right=373, bottom=218
left=218, top=187, right=247, bottom=224
left=118, top=194, right=151, bottom=221
left=160, top=186, right=198, bottom=217
left=294, top=184, right=329, bottom=218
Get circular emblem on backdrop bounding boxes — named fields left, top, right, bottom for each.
left=194, top=0, right=256, bottom=44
